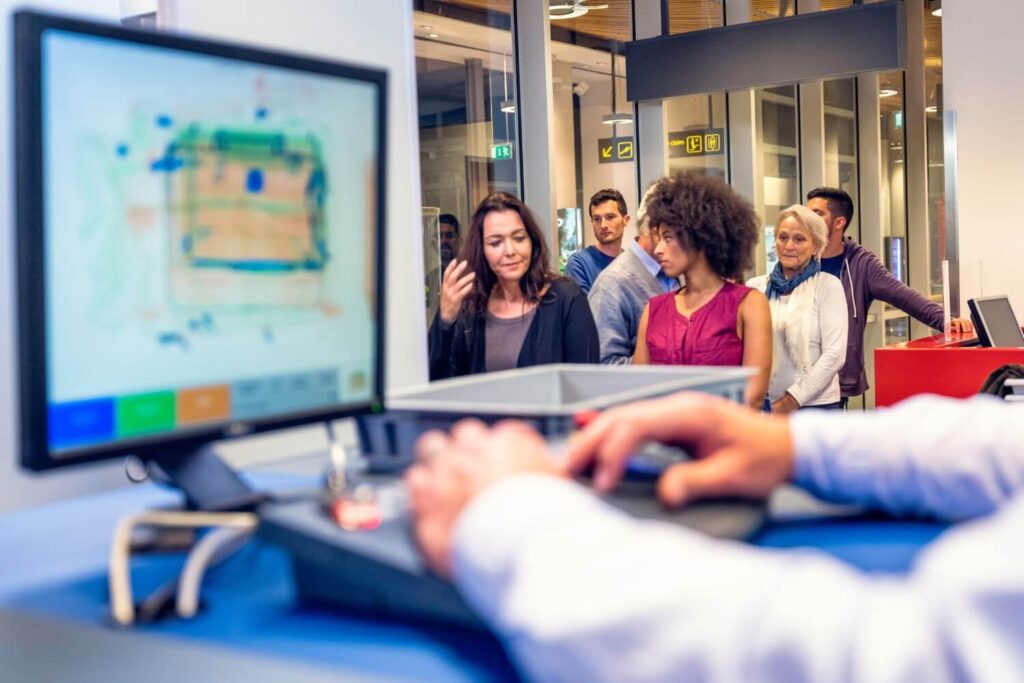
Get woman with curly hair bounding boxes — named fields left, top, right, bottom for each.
left=429, top=192, right=599, bottom=380
left=633, top=172, right=771, bottom=409
left=746, top=205, right=848, bottom=413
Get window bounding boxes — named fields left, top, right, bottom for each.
left=823, top=78, right=859, bottom=240
left=666, top=0, right=724, bottom=34
left=759, top=84, right=800, bottom=273
left=549, top=1, right=637, bottom=270
left=413, top=1, right=520, bottom=316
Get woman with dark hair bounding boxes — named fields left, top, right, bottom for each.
left=632, top=172, right=772, bottom=409
left=429, top=192, right=599, bottom=380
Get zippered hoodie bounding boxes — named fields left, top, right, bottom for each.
left=836, top=237, right=944, bottom=397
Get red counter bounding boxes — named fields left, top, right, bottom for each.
left=874, top=334, right=1024, bottom=407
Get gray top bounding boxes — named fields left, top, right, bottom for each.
left=588, top=243, right=679, bottom=365
left=485, top=308, right=537, bottom=372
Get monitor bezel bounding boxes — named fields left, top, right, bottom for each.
left=14, top=10, right=388, bottom=471
left=968, top=295, right=1024, bottom=348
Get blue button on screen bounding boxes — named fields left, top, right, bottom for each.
left=49, top=398, right=116, bottom=449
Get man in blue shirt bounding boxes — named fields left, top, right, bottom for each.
left=564, top=189, right=628, bottom=295
left=406, top=393, right=1024, bottom=682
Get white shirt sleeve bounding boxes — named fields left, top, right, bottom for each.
left=451, top=396, right=1024, bottom=683
left=791, top=394, right=1024, bottom=520
left=786, top=275, right=848, bottom=406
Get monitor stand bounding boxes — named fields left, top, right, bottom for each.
left=109, top=443, right=265, bottom=626
left=149, top=442, right=265, bottom=512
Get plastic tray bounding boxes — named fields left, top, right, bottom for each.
left=358, top=363, right=753, bottom=464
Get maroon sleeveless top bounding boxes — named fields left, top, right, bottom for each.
left=645, top=281, right=751, bottom=366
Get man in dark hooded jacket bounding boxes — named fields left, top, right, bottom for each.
left=806, top=187, right=973, bottom=405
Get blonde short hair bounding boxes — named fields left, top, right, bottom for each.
left=775, top=204, right=828, bottom=258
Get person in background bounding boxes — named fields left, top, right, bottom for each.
left=564, top=189, right=628, bottom=295
left=587, top=183, right=679, bottom=365
left=428, top=192, right=599, bottom=380
left=747, top=205, right=847, bottom=413
left=426, top=213, right=461, bottom=321
left=405, top=390, right=1024, bottom=683
left=806, top=187, right=972, bottom=406
left=632, top=172, right=771, bottom=409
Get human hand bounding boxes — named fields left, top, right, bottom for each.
left=439, top=259, right=475, bottom=323
left=406, top=419, right=560, bottom=579
left=950, top=317, right=974, bottom=334
left=564, top=392, right=794, bottom=507
left=770, top=393, right=800, bottom=415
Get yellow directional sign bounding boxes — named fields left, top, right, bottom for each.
left=667, top=128, right=726, bottom=158
left=598, top=136, right=634, bottom=164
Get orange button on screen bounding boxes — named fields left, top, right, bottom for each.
left=177, top=385, right=231, bottom=424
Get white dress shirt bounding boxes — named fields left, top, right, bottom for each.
left=451, top=395, right=1024, bottom=683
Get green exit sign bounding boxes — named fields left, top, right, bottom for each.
left=491, top=143, right=513, bottom=160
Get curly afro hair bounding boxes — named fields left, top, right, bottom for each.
left=645, top=172, right=760, bottom=281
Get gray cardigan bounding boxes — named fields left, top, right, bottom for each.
left=587, top=245, right=677, bottom=365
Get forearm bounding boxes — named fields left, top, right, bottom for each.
left=453, top=475, right=960, bottom=683
left=871, top=263, right=944, bottom=329
left=791, top=395, right=1024, bottom=520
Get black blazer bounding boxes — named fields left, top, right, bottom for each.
left=429, top=278, right=600, bottom=380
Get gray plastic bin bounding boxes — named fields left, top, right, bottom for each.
left=264, top=364, right=763, bottom=630
left=358, top=363, right=752, bottom=466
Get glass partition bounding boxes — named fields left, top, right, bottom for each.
left=751, top=0, right=795, bottom=21
left=549, top=1, right=637, bottom=266
left=666, top=0, right=724, bottom=34
left=414, top=1, right=520, bottom=241
left=823, top=77, right=859, bottom=241
left=924, top=4, right=945, bottom=297
left=665, top=93, right=729, bottom=181
left=878, top=69, right=910, bottom=344
left=759, top=84, right=800, bottom=273
left=414, top=1, right=521, bottom=325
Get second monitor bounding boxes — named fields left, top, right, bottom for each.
left=968, top=296, right=1024, bottom=348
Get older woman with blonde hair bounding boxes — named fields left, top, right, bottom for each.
left=747, top=204, right=848, bottom=413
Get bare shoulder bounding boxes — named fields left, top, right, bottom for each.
left=739, top=287, right=770, bottom=317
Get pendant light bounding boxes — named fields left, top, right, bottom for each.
left=602, top=42, right=633, bottom=127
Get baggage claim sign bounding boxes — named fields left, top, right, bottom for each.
left=668, top=128, right=725, bottom=158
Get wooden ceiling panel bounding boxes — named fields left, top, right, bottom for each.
left=430, top=0, right=943, bottom=92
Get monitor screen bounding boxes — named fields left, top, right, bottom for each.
left=970, top=296, right=1024, bottom=348
left=15, top=12, right=386, bottom=469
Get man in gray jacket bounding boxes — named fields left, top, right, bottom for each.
left=806, top=187, right=972, bottom=404
left=587, top=190, right=679, bottom=364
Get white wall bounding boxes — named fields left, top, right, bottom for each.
left=0, top=0, right=425, bottom=511
left=943, top=0, right=1024, bottom=313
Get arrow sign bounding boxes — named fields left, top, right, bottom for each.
left=598, top=136, right=634, bottom=164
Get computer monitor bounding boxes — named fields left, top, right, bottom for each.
left=14, top=11, right=387, bottom=508
left=968, top=296, right=1024, bottom=348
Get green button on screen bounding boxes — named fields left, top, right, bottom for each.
left=117, top=391, right=176, bottom=436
